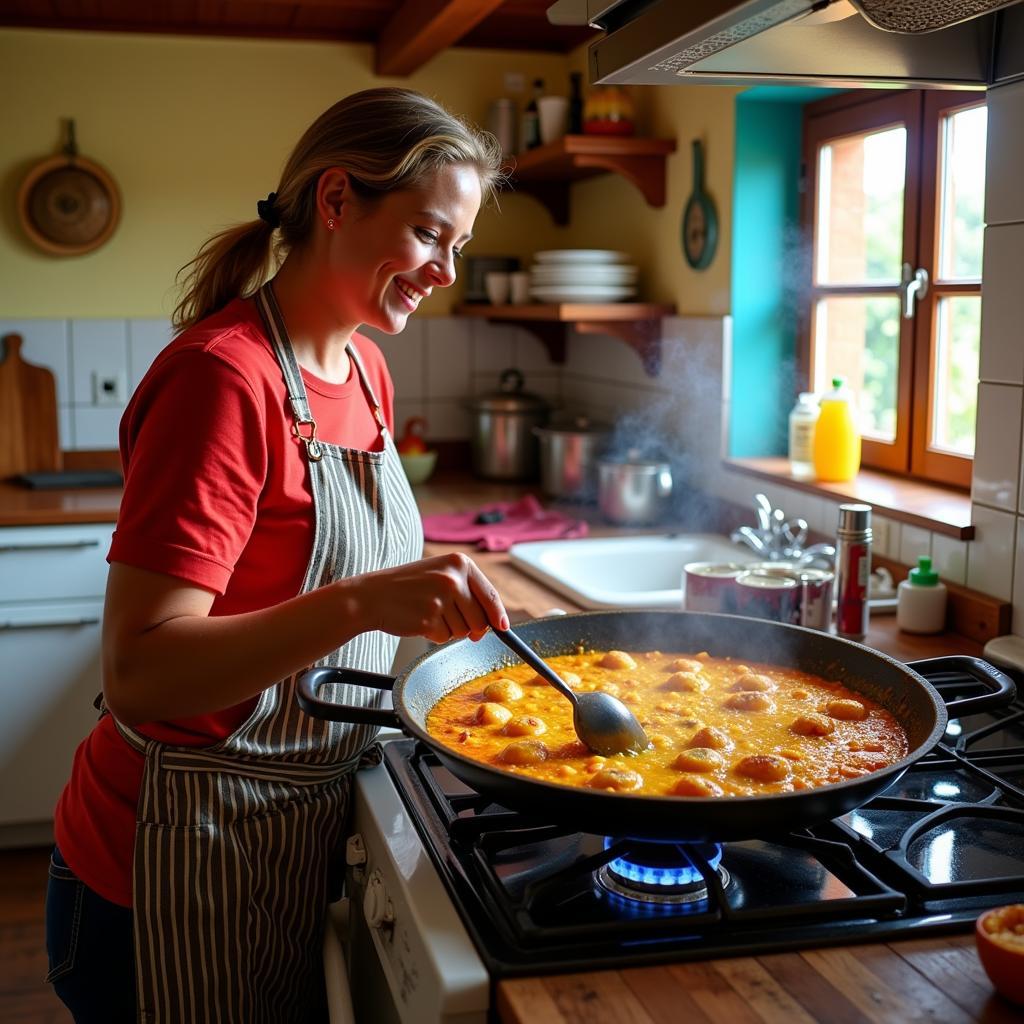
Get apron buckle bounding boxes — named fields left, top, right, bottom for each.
left=292, top=418, right=323, bottom=462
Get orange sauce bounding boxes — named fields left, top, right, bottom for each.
left=426, top=649, right=909, bottom=797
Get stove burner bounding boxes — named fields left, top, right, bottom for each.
left=597, top=839, right=730, bottom=905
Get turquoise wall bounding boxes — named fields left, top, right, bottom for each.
left=729, top=87, right=838, bottom=456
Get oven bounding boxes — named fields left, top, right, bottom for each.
left=324, top=658, right=1024, bottom=1023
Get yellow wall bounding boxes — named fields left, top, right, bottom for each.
left=0, top=29, right=736, bottom=319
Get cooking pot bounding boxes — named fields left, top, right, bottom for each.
left=534, top=415, right=611, bottom=501
left=297, top=610, right=1014, bottom=841
left=468, top=368, right=549, bottom=480
left=597, top=449, right=674, bottom=525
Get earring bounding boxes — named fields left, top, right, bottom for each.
left=327, top=218, right=335, bottom=230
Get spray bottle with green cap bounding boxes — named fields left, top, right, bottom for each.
left=812, top=377, right=861, bottom=481
left=896, top=555, right=948, bottom=634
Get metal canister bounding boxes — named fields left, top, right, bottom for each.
left=798, top=568, right=835, bottom=630
left=734, top=569, right=801, bottom=623
left=682, top=562, right=747, bottom=613
left=835, top=503, right=872, bottom=640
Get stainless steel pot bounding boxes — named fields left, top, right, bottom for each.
left=597, top=450, right=674, bottom=525
left=533, top=415, right=611, bottom=501
left=468, top=368, right=549, bottom=480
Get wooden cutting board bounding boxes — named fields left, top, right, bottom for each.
left=0, top=333, right=62, bottom=479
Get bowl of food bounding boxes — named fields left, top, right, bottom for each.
left=396, top=416, right=437, bottom=485
left=976, top=905, right=1024, bottom=1005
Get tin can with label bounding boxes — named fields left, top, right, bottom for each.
left=797, top=568, right=835, bottom=630
left=734, top=569, right=801, bottom=623
left=682, top=562, right=747, bottom=613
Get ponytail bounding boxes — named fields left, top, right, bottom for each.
left=172, top=88, right=503, bottom=332
left=172, top=219, right=276, bottom=331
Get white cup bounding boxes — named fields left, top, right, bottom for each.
left=537, top=96, right=569, bottom=145
left=509, top=271, right=531, bottom=305
left=485, top=271, right=510, bottom=305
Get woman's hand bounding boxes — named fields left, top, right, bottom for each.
left=341, top=552, right=509, bottom=644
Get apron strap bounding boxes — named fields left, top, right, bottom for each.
left=346, top=338, right=389, bottom=433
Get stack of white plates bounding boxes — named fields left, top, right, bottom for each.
left=530, top=250, right=638, bottom=303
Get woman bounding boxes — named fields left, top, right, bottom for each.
left=45, top=87, right=508, bottom=1022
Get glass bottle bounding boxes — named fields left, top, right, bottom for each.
left=568, top=72, right=584, bottom=134
left=521, top=78, right=544, bottom=152
left=788, top=392, right=819, bottom=480
left=813, top=377, right=861, bottom=482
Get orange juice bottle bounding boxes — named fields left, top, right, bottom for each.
left=812, top=378, right=861, bottom=481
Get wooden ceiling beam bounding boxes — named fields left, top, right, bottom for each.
left=375, top=0, right=505, bottom=76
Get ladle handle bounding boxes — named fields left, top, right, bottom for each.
left=494, top=628, right=578, bottom=706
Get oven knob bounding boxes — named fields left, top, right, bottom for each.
left=363, top=870, right=393, bottom=929
left=346, top=834, right=367, bottom=866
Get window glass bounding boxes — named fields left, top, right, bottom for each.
left=938, top=105, right=987, bottom=282
left=814, top=295, right=901, bottom=442
left=816, top=126, right=906, bottom=286
left=931, top=295, right=980, bottom=456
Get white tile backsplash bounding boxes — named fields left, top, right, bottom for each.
left=985, top=79, right=1024, bottom=227
left=127, top=319, right=173, bottom=392
left=873, top=515, right=901, bottom=560
left=513, top=326, right=558, bottom=374
left=931, top=533, right=968, bottom=586
left=425, top=319, right=472, bottom=399
left=423, top=398, right=471, bottom=440
left=899, top=524, right=933, bottom=566
left=971, top=382, right=1022, bottom=511
left=979, top=225, right=1024, bottom=385
left=967, top=503, right=1017, bottom=601
left=70, top=320, right=129, bottom=405
left=471, top=320, right=516, bottom=375
left=71, top=406, right=123, bottom=450
left=359, top=321, right=426, bottom=399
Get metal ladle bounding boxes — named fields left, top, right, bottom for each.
left=494, top=627, right=650, bottom=757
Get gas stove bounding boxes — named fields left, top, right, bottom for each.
left=338, top=663, right=1024, bottom=1023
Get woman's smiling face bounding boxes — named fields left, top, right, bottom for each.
left=327, top=162, right=482, bottom=333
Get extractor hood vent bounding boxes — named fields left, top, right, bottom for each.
left=549, top=0, right=1024, bottom=89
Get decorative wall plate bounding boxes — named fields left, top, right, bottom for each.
left=681, top=139, right=718, bottom=271
left=18, top=121, right=121, bottom=257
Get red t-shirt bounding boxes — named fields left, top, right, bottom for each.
left=54, top=297, right=396, bottom=907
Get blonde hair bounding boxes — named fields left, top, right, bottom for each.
left=173, top=88, right=504, bottom=331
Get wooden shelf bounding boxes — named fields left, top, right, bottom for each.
left=509, top=135, right=677, bottom=225
left=456, top=303, right=675, bottom=377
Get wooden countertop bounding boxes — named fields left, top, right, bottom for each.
left=0, top=479, right=121, bottom=526
left=412, top=478, right=1008, bottom=1023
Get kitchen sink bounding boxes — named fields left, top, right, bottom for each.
left=508, top=534, right=754, bottom=610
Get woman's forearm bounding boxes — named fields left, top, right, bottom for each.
left=104, top=577, right=368, bottom=726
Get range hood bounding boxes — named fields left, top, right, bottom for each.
left=549, top=0, right=1024, bottom=89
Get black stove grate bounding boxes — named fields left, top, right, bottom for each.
left=383, top=665, right=1024, bottom=975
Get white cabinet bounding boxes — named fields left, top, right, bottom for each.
left=0, top=523, right=113, bottom=842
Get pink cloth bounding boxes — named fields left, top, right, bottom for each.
left=422, top=495, right=588, bottom=552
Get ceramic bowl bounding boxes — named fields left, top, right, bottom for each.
left=976, top=904, right=1024, bottom=1005
left=399, top=450, right=438, bottom=486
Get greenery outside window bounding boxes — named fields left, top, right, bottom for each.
left=801, top=91, right=985, bottom=489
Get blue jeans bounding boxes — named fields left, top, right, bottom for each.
left=45, top=846, right=135, bottom=1023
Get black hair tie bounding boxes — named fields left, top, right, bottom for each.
left=256, top=191, right=280, bottom=228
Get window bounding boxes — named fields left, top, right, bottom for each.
left=801, top=91, right=986, bottom=488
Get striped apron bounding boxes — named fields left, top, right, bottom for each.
left=114, top=282, right=422, bottom=1023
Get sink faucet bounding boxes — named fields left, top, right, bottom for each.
left=730, top=493, right=835, bottom=570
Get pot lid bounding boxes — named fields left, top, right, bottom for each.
left=598, top=446, right=672, bottom=469
left=537, top=413, right=611, bottom=436
left=471, top=367, right=549, bottom=414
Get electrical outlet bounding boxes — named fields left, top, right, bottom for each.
left=873, top=517, right=890, bottom=557
left=92, top=370, right=127, bottom=407
left=504, top=72, right=525, bottom=95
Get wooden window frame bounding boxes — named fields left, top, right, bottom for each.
left=799, top=89, right=983, bottom=491
left=911, top=91, right=985, bottom=489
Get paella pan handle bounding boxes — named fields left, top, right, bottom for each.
left=296, top=666, right=401, bottom=727
left=905, top=656, right=1016, bottom=716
